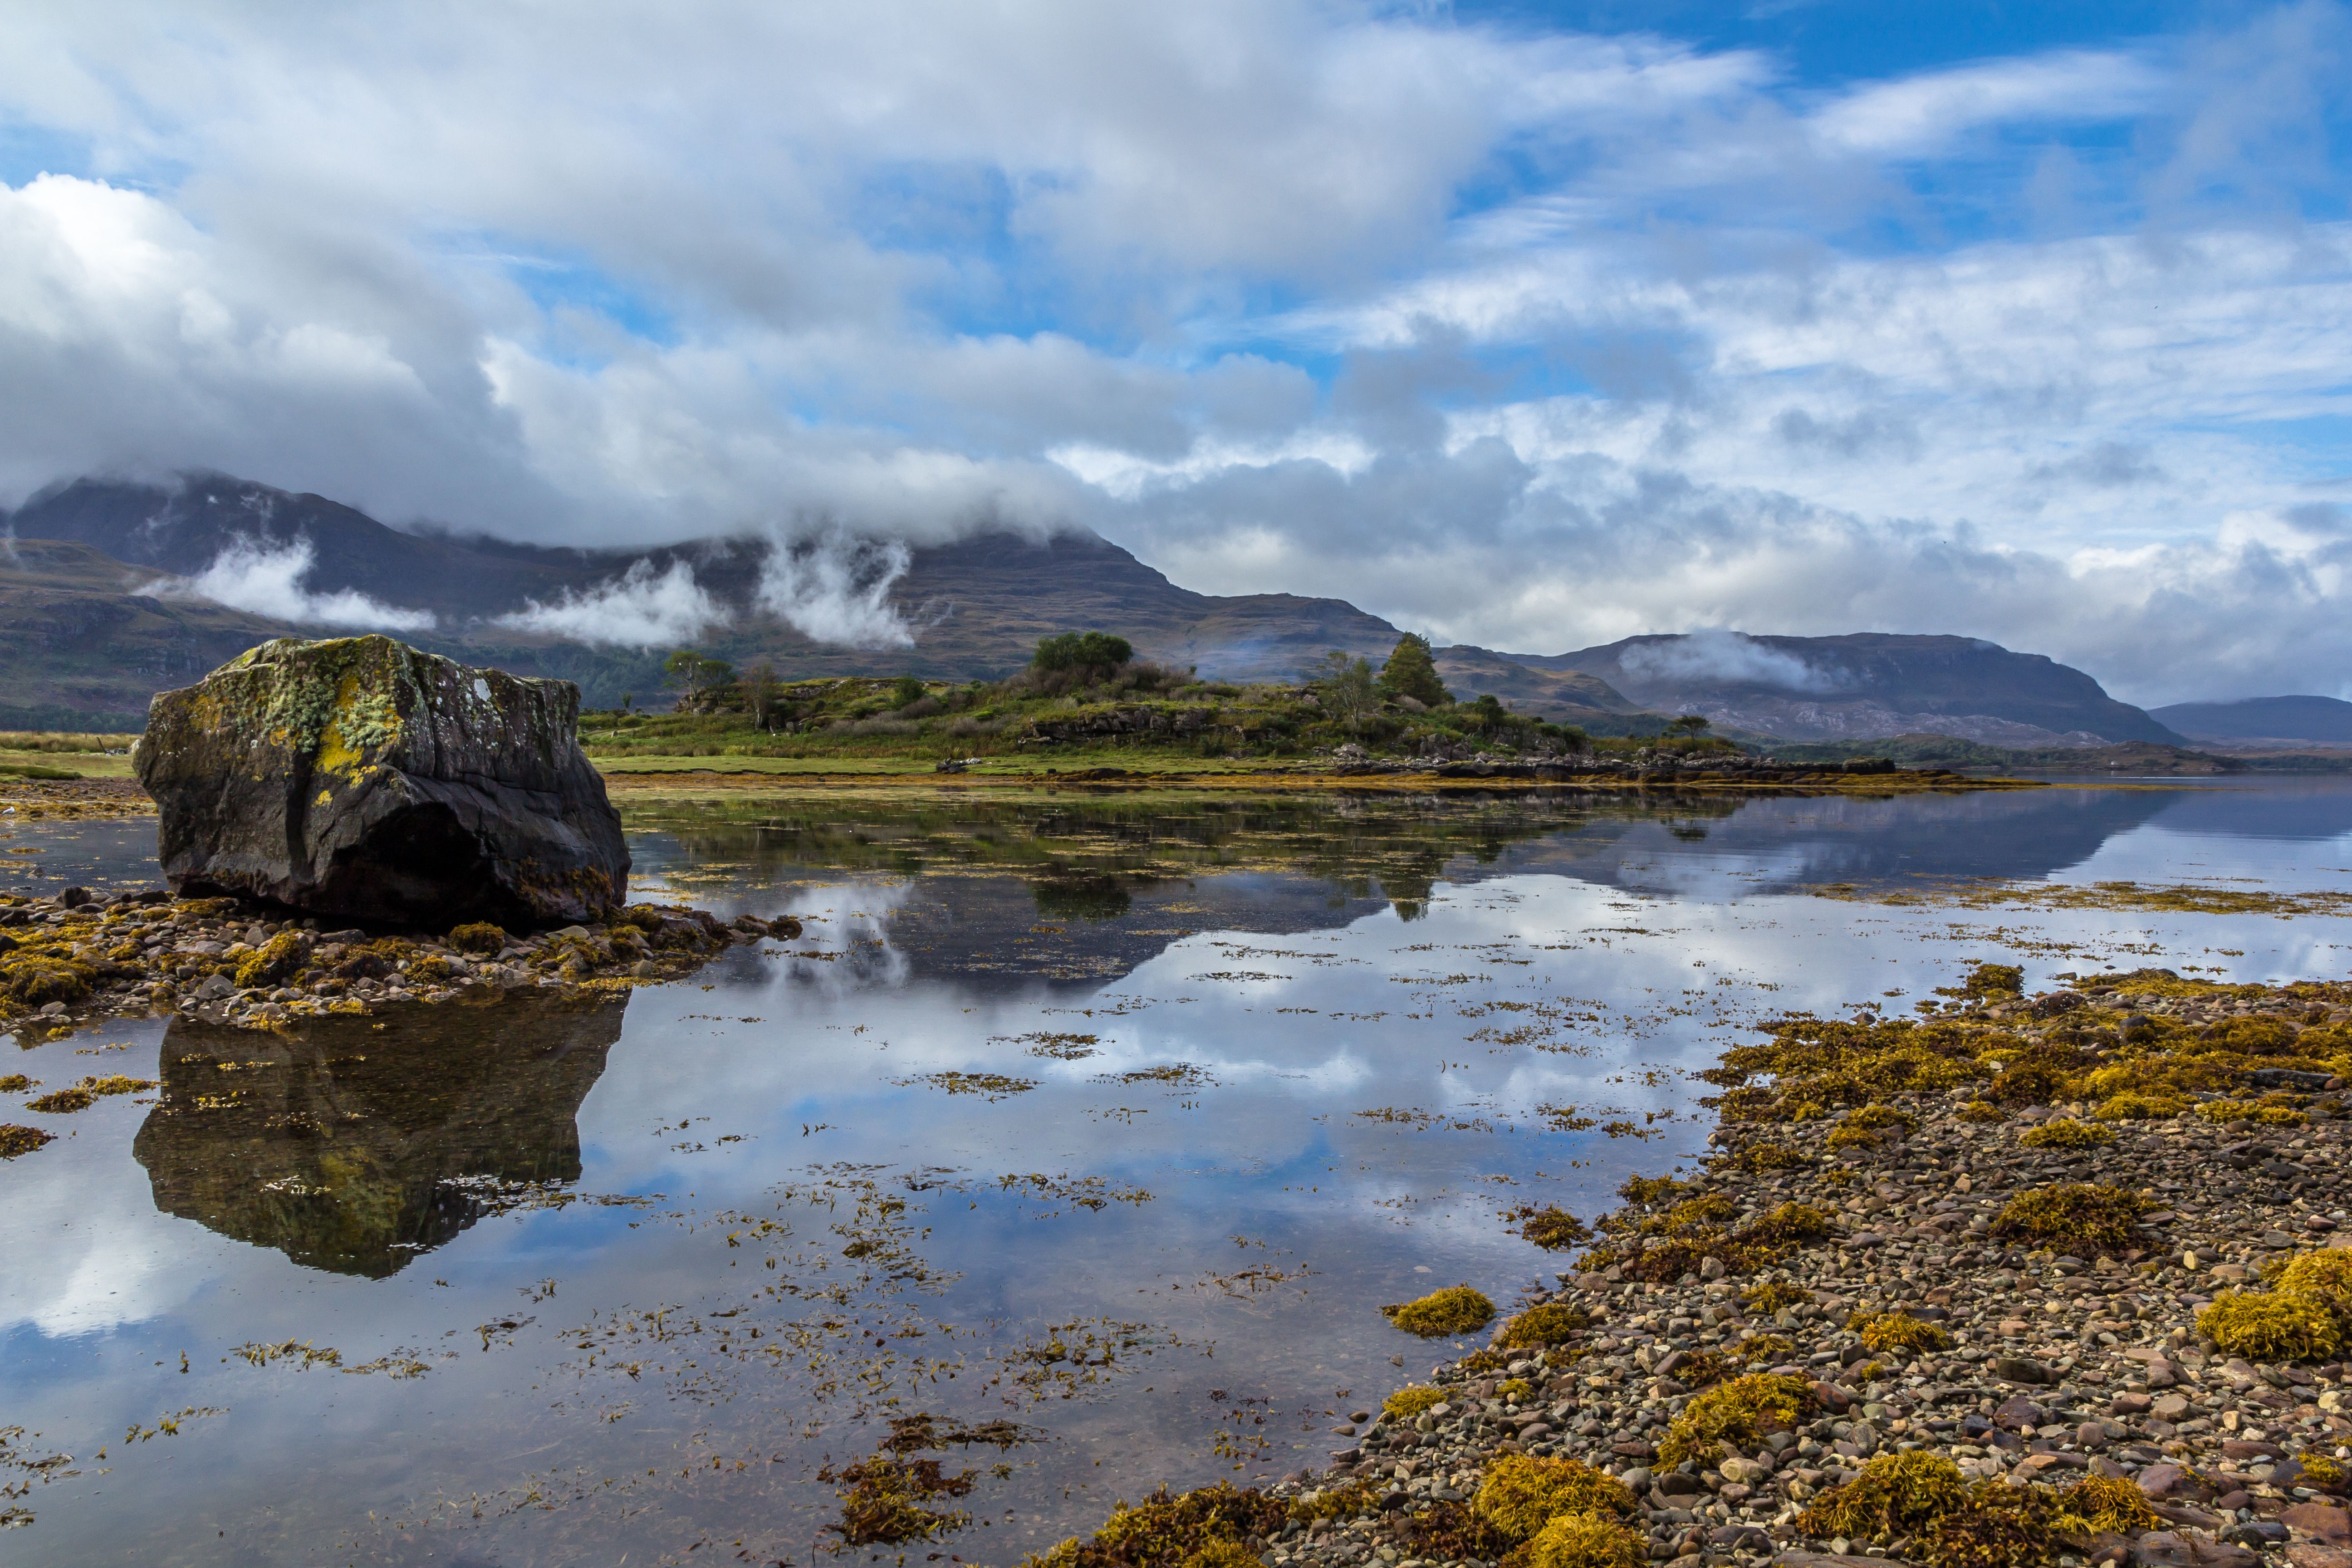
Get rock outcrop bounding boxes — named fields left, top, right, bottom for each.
left=137, top=636, right=628, bottom=926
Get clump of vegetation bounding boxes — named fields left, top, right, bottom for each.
left=2273, top=1250, right=2352, bottom=1328
left=449, top=921, right=508, bottom=956
left=1730, top=1141, right=1806, bottom=1172
left=1728, top=1333, right=1797, bottom=1367
left=1515, top=1205, right=1593, bottom=1250
left=2197, top=1098, right=2307, bottom=1126
left=1498, top=1377, right=1535, bottom=1403
left=1824, top=1122, right=1885, bottom=1152
left=1847, top=1311, right=1952, bottom=1354
left=1382, top=1386, right=1446, bottom=1421
left=1698, top=1014, right=1984, bottom=1127
left=2020, top=1119, right=2113, bottom=1149
left=1470, top=1455, right=1634, bottom=1540
left=1798, top=1450, right=1969, bottom=1543
left=25, top=1086, right=93, bottom=1113
left=1741, top=1279, right=1813, bottom=1314
left=0, top=1123, right=55, bottom=1158
left=234, top=931, right=310, bottom=988
left=819, top=1452, right=976, bottom=1546
left=79, top=1074, right=152, bottom=1097
left=1029, top=1483, right=1289, bottom=1568
left=1382, top=1285, right=1495, bottom=1337
left=2053, top=1473, right=2161, bottom=1535
left=2298, top=1452, right=2349, bottom=1490
left=2092, top=1090, right=2183, bottom=1121
left=1957, top=1100, right=2005, bottom=1123
left=2197, top=1289, right=2342, bottom=1362
left=1514, top=1512, right=1645, bottom=1568
left=1655, top=1373, right=1810, bottom=1468
left=1494, top=1302, right=1587, bottom=1349
left=1989, top=1183, right=2149, bottom=1252
left=2, top=955, right=91, bottom=1006
left=0, top=1073, right=32, bottom=1093
left=1957, top=962, right=2024, bottom=999
left=1847, top=1104, right=1917, bottom=1132
left=1579, top=1194, right=1833, bottom=1284
left=1288, top=1481, right=1380, bottom=1524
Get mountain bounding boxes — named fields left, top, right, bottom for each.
left=0, top=538, right=296, bottom=729
left=2150, top=696, right=2352, bottom=746
left=1514, top=632, right=2186, bottom=747
left=0, top=473, right=2184, bottom=750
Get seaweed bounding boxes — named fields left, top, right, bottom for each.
left=1740, top=1280, right=1814, bottom=1314
left=1382, top=1385, right=1446, bottom=1420
left=1027, top=1483, right=1288, bottom=1568
left=449, top=921, right=508, bottom=956
left=1470, top=1455, right=1635, bottom=1540
left=0, top=1123, right=54, bottom=1158
left=1847, top=1310, right=1952, bottom=1354
left=1512, top=1512, right=1644, bottom=1568
left=2196, top=1289, right=2341, bottom=1362
left=1381, top=1285, right=1495, bottom=1337
left=1988, top=1183, right=2149, bottom=1252
left=1512, top=1205, right=1593, bottom=1250
left=1654, top=1372, right=1810, bottom=1468
left=1493, top=1302, right=1588, bottom=1349
left=1797, top=1450, right=1969, bottom=1543
left=2019, top=1119, right=2113, bottom=1149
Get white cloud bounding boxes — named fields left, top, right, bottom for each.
left=172, top=535, right=436, bottom=631
left=1808, top=51, right=2161, bottom=157
left=1619, top=630, right=1846, bottom=694
left=754, top=530, right=917, bottom=649
left=496, top=558, right=726, bottom=648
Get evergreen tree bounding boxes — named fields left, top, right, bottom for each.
left=1378, top=633, right=1450, bottom=707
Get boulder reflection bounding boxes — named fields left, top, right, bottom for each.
left=132, top=992, right=627, bottom=1277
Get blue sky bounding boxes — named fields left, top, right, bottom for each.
left=0, top=0, right=2346, bottom=700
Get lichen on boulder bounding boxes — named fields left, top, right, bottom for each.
left=137, top=637, right=629, bottom=928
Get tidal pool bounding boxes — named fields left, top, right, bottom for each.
left=5, top=778, right=2352, bottom=1565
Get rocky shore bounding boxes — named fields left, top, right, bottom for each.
left=1318, top=744, right=2002, bottom=791
left=1033, top=968, right=2352, bottom=1568
left=0, top=883, right=798, bottom=1037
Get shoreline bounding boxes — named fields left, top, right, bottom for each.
left=598, top=764, right=2047, bottom=797
left=1030, top=970, right=2352, bottom=1568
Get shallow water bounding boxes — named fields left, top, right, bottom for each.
left=5, top=778, right=2352, bottom=1565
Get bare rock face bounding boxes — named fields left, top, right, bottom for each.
left=137, top=636, right=628, bottom=926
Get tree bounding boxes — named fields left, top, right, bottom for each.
left=662, top=649, right=736, bottom=706
left=743, top=663, right=783, bottom=729
left=892, top=674, right=925, bottom=707
left=1669, top=713, right=1711, bottom=737
left=1032, top=632, right=1133, bottom=673
left=1312, top=650, right=1379, bottom=727
left=1378, top=633, right=1449, bottom=707
left=1469, top=692, right=1506, bottom=732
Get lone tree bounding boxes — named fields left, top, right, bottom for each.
left=1312, top=650, right=1379, bottom=727
left=662, top=649, right=736, bottom=704
left=1669, top=713, right=1711, bottom=736
left=1378, top=633, right=1449, bottom=708
left=1032, top=632, right=1133, bottom=674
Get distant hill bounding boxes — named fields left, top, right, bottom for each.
left=2151, top=696, right=2352, bottom=745
left=1514, top=631, right=2184, bottom=747
left=0, top=474, right=2189, bottom=751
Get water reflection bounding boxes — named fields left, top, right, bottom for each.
left=131, top=993, right=627, bottom=1276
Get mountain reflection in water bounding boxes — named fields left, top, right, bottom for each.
left=131, top=992, right=627, bottom=1276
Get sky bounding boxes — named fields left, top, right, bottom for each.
left=0, top=1, right=2347, bottom=702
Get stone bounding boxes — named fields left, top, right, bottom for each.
left=1994, top=1355, right=2054, bottom=1384
left=2284, top=1504, right=2352, bottom=1547
left=138, top=637, right=628, bottom=928
left=1995, top=1394, right=2048, bottom=1431
left=2287, top=1546, right=2352, bottom=1568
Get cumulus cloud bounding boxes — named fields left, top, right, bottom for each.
left=0, top=2, right=2345, bottom=698
left=172, top=536, right=436, bottom=631
left=1619, top=631, right=1847, bottom=694
left=496, top=558, right=726, bottom=648
left=755, top=531, right=917, bottom=649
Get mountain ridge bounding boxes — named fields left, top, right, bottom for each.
left=1, top=473, right=2185, bottom=748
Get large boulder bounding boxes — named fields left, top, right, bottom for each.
left=136, top=636, right=628, bottom=926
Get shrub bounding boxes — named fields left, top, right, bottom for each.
left=1798, top=1450, right=1968, bottom=1544
left=449, top=921, right=508, bottom=956
left=1383, top=1386, right=1445, bottom=1420
left=1471, top=1456, right=1634, bottom=1541
left=2020, top=1119, right=2113, bottom=1149
left=1382, top=1286, right=1494, bottom=1337
left=1514, top=1512, right=1644, bottom=1568
left=1655, top=1373, right=1809, bottom=1468
left=1494, top=1303, right=1587, bottom=1349
left=2197, top=1289, right=2341, bottom=1362
left=1033, top=632, right=1134, bottom=674
left=1847, top=1311, right=1952, bottom=1354
left=1989, top=1183, right=2149, bottom=1251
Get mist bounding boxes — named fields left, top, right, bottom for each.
left=168, top=536, right=436, bottom=633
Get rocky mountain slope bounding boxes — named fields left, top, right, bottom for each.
left=0, top=473, right=2185, bottom=747
left=1519, top=631, right=2186, bottom=747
